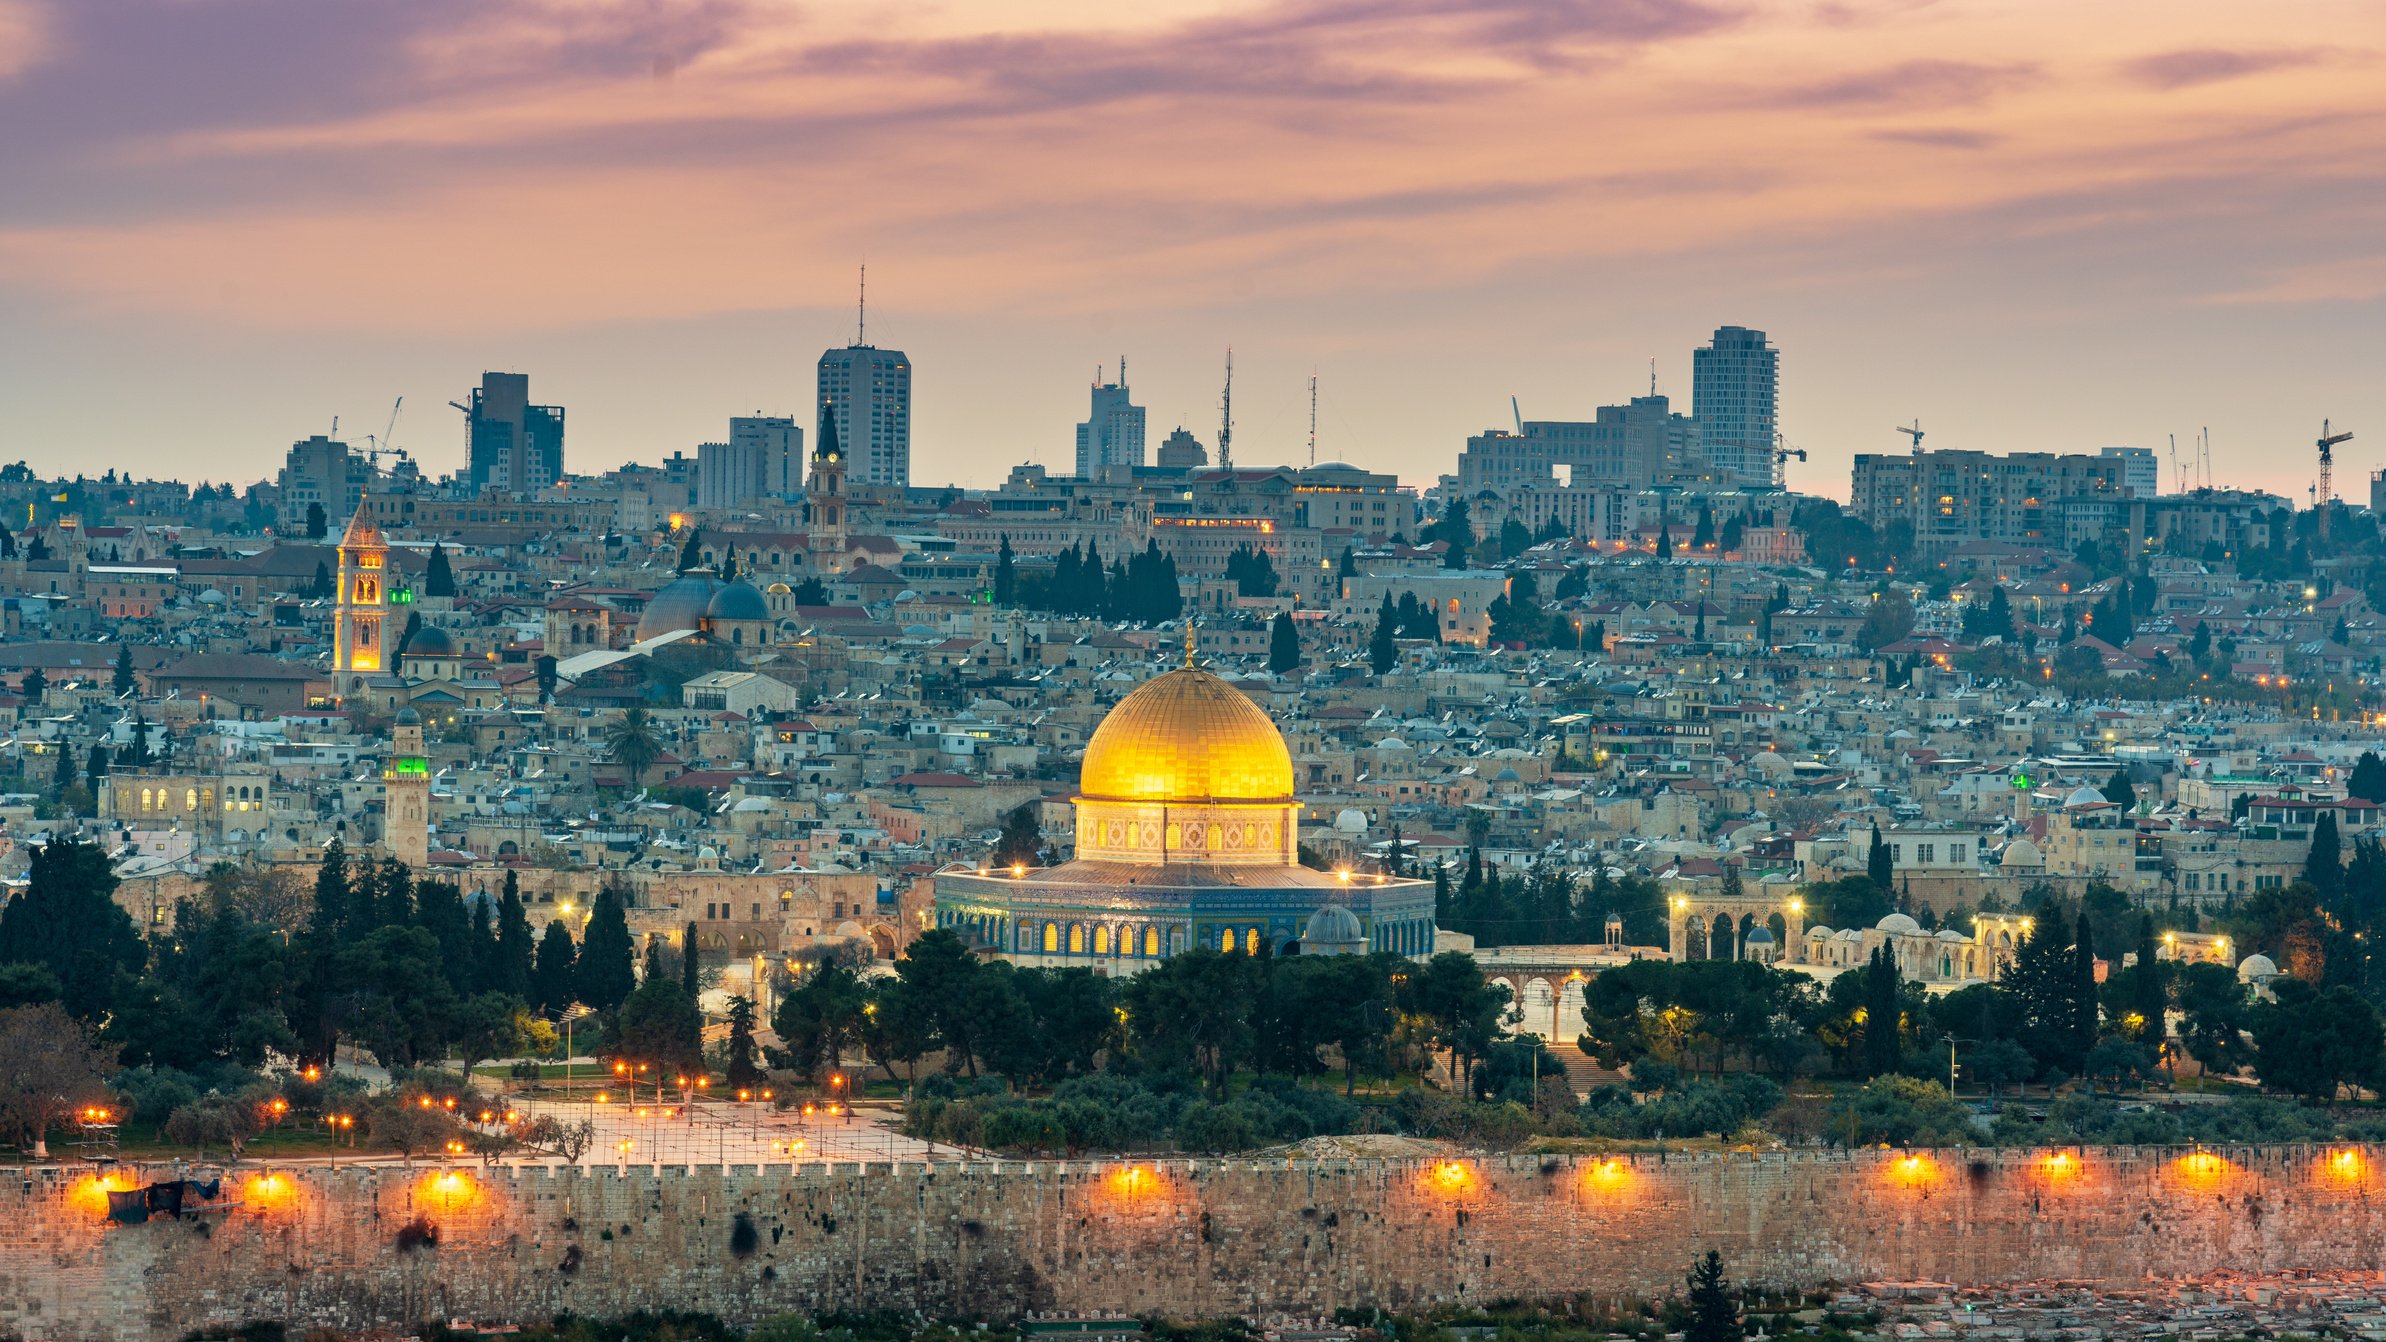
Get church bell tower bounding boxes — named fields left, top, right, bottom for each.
left=805, top=404, right=848, bottom=575
left=333, top=496, right=389, bottom=696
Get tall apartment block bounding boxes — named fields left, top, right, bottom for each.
left=464, top=372, right=565, bottom=496
left=697, top=416, right=803, bottom=509
left=1692, top=326, right=1779, bottom=487
left=1075, top=365, right=1147, bottom=477
left=817, top=345, right=912, bottom=488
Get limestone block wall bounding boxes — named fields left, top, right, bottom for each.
left=5, top=1147, right=2384, bottom=1342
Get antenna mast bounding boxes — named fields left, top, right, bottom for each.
left=1308, top=372, right=1317, bottom=467
left=1218, top=349, right=1234, bottom=469
left=856, top=264, right=866, bottom=345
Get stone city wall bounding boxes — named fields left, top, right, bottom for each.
left=5, top=1146, right=2384, bottom=1341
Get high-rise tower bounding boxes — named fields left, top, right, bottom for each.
left=816, top=346, right=911, bottom=488
left=462, top=372, right=566, bottom=496
left=1692, top=326, right=1779, bottom=486
left=1074, top=361, right=1147, bottom=477
left=332, top=496, right=388, bottom=696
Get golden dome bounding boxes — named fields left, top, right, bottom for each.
left=1078, top=667, right=1295, bottom=804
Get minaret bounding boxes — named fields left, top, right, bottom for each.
left=332, top=495, right=389, bottom=697
left=385, top=706, right=430, bottom=869
left=805, top=402, right=849, bottom=575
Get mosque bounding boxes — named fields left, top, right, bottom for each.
left=931, top=649, right=1437, bottom=970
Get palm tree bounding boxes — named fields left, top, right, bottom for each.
left=606, top=707, right=663, bottom=788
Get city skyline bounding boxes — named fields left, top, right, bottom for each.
left=1, top=0, right=2382, bottom=499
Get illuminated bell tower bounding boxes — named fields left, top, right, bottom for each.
left=385, top=706, right=430, bottom=869
left=804, top=402, right=848, bottom=575
left=333, top=496, right=388, bottom=696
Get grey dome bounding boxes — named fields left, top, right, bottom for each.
left=1301, top=904, right=1367, bottom=955
left=705, top=578, right=770, bottom=623
left=404, top=624, right=458, bottom=658
left=637, top=571, right=725, bottom=641
left=394, top=706, right=421, bottom=725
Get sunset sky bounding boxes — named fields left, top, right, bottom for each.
left=0, top=0, right=2380, bottom=500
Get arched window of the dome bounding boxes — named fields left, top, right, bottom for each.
left=1143, top=926, right=1160, bottom=958
left=1068, top=924, right=1085, bottom=955
left=1219, top=928, right=1234, bottom=954
left=1244, top=928, right=1261, bottom=956
left=1092, top=925, right=1110, bottom=956
left=1042, top=923, right=1059, bottom=954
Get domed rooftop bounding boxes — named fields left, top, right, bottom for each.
left=706, top=578, right=770, bottom=623
left=2238, top=953, right=2279, bottom=982
left=2064, top=784, right=2107, bottom=809
left=403, top=624, right=459, bottom=658
left=1744, top=926, right=1776, bottom=945
left=637, top=570, right=725, bottom=641
left=1301, top=904, right=1366, bottom=953
left=2000, top=838, right=2043, bottom=866
left=1078, top=665, right=1295, bottom=804
left=1876, top=912, right=1923, bottom=935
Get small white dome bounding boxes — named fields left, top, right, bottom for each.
left=1806, top=925, right=1834, bottom=939
left=1876, top=913, right=1923, bottom=935
left=2001, top=838, right=2043, bottom=867
left=1334, top=808, right=1369, bottom=833
left=1937, top=928, right=1967, bottom=941
left=2237, top=953, right=2280, bottom=982
left=2065, top=784, right=2107, bottom=809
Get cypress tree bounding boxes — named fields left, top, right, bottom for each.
left=534, top=919, right=578, bottom=1014
left=424, top=542, right=457, bottom=597
left=1267, top=612, right=1301, bottom=675
left=313, top=839, right=352, bottom=937
left=52, top=743, right=75, bottom=799
left=112, top=644, right=135, bottom=696
left=2131, top=914, right=2165, bottom=1039
left=1863, top=947, right=1902, bottom=1076
left=2071, top=910, right=2101, bottom=1063
left=1867, top=824, right=1893, bottom=890
left=682, top=919, right=701, bottom=998
left=994, top=534, right=1016, bottom=605
left=1370, top=593, right=1398, bottom=675
left=495, top=874, right=534, bottom=1001
left=577, top=888, right=636, bottom=1011
left=1685, top=1250, right=1744, bottom=1342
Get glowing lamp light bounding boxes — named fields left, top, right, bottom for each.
left=2036, top=1151, right=2082, bottom=1184
left=1428, top=1160, right=1477, bottom=1196
left=1583, top=1158, right=1635, bottom=1196
left=2172, top=1150, right=2236, bottom=1188
left=243, top=1172, right=299, bottom=1211
left=415, top=1168, right=481, bottom=1210
left=1108, top=1165, right=1158, bottom=1201
left=2328, top=1149, right=2368, bottom=1184
left=71, top=1170, right=138, bottom=1215
left=1886, top=1153, right=1942, bottom=1191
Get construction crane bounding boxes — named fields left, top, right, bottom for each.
left=361, top=396, right=407, bottom=472
left=2317, top=419, right=2354, bottom=542
left=1895, top=421, right=1925, bottom=454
